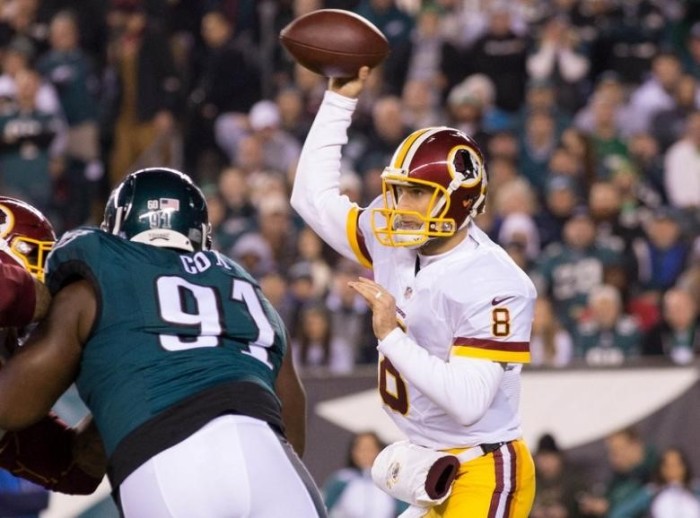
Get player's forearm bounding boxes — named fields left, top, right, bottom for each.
left=378, top=329, right=503, bottom=426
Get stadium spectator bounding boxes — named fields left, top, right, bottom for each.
left=445, top=74, right=494, bottom=152
left=104, top=2, right=181, bottom=186
left=642, top=288, right=699, bottom=365
left=466, top=2, right=529, bottom=114
left=529, top=296, right=574, bottom=368
left=324, top=258, right=374, bottom=368
left=0, top=168, right=325, bottom=516
left=633, top=209, right=689, bottom=294
left=575, top=284, right=641, bottom=366
left=601, top=447, right=700, bottom=518
left=0, top=68, right=66, bottom=218
left=518, top=109, right=559, bottom=195
left=536, top=175, right=580, bottom=248
left=663, top=111, right=700, bottom=229
left=534, top=208, right=623, bottom=334
left=526, top=14, right=590, bottom=114
left=531, top=432, right=585, bottom=518
left=0, top=36, right=62, bottom=116
left=184, top=8, right=261, bottom=178
left=578, top=427, right=657, bottom=518
left=624, top=51, right=685, bottom=137
left=650, top=74, right=699, bottom=153
left=322, top=431, right=408, bottom=517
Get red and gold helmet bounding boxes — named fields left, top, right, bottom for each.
left=0, top=197, right=56, bottom=281
left=370, top=127, right=487, bottom=248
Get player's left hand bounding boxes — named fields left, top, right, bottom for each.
left=348, top=277, right=397, bottom=340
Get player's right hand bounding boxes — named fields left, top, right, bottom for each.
left=329, top=66, right=370, bottom=99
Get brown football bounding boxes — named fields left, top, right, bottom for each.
left=279, top=9, right=390, bottom=78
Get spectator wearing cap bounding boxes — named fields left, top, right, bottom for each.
left=534, top=208, right=624, bottom=334
left=531, top=433, right=585, bottom=518
left=642, top=288, right=700, bottom=365
left=229, top=231, right=276, bottom=280
left=184, top=8, right=262, bottom=179
left=445, top=75, right=494, bottom=152
left=217, top=99, right=301, bottom=180
left=632, top=208, right=690, bottom=294
left=526, top=14, right=590, bottom=114
left=575, top=284, right=641, bottom=366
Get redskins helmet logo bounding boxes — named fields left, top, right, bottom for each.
left=0, top=204, right=14, bottom=239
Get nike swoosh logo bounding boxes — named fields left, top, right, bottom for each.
left=491, top=296, right=515, bottom=306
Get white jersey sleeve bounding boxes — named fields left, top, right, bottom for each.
left=290, top=90, right=373, bottom=268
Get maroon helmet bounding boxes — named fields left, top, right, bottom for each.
left=370, top=127, right=488, bottom=248
left=0, top=197, right=56, bottom=281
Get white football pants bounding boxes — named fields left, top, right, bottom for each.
left=119, top=414, right=326, bottom=517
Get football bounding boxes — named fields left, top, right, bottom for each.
left=279, top=9, right=390, bottom=78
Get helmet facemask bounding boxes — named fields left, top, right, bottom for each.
left=371, top=172, right=458, bottom=248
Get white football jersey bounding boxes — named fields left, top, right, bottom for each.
left=291, top=90, right=536, bottom=449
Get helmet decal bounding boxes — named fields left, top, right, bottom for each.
left=0, top=203, right=15, bottom=238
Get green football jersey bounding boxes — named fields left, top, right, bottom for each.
left=46, top=228, right=287, bottom=456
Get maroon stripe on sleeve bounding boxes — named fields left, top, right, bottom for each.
left=454, top=337, right=529, bottom=353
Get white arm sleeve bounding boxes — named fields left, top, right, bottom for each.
left=290, top=90, right=366, bottom=262
left=377, top=329, right=504, bottom=426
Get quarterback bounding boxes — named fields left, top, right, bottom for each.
left=291, top=68, right=536, bottom=517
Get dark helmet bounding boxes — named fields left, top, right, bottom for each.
left=101, top=168, right=210, bottom=252
left=0, top=196, right=56, bottom=281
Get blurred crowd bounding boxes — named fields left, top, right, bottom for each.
left=0, top=0, right=698, bottom=374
